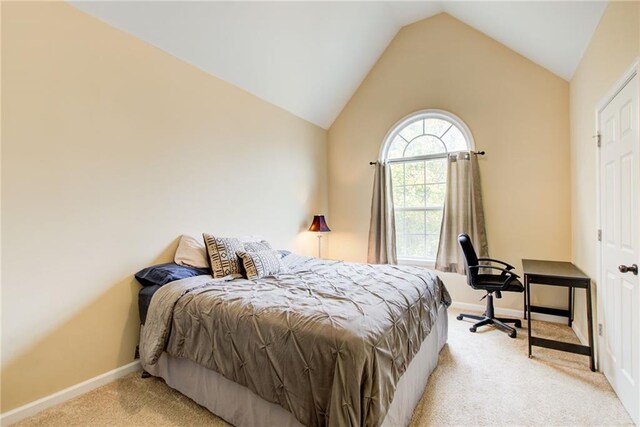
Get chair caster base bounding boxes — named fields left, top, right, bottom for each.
left=457, top=311, right=519, bottom=338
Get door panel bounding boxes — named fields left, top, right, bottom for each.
left=604, top=162, right=616, bottom=245
left=620, top=277, right=634, bottom=382
left=604, top=271, right=618, bottom=363
left=620, top=155, right=633, bottom=251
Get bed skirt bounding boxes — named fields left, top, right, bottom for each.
left=141, top=304, right=448, bottom=427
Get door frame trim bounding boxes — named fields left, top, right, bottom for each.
left=595, top=58, right=640, bottom=375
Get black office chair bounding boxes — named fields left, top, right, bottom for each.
left=456, top=233, right=524, bottom=338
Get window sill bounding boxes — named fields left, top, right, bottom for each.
left=397, top=258, right=436, bottom=269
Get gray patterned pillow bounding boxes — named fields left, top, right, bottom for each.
left=203, top=234, right=245, bottom=278
left=243, top=240, right=273, bottom=252
left=237, top=250, right=282, bottom=280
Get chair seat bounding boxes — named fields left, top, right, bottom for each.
left=474, top=275, right=524, bottom=292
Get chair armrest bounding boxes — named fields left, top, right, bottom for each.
left=469, top=265, right=519, bottom=277
left=477, top=258, right=515, bottom=270
left=468, top=265, right=520, bottom=288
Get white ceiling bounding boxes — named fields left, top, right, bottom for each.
left=70, top=1, right=607, bottom=129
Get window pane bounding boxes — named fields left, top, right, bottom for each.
left=426, top=234, right=439, bottom=259
left=404, top=135, right=446, bottom=157
left=425, top=158, right=447, bottom=183
left=396, top=234, right=407, bottom=257
left=390, top=163, right=404, bottom=187
left=387, top=136, right=407, bottom=159
left=424, top=118, right=452, bottom=138
left=426, top=183, right=446, bottom=206
left=393, top=185, right=405, bottom=208
left=406, top=235, right=426, bottom=258
left=426, top=210, right=443, bottom=234
left=394, top=210, right=405, bottom=235
left=405, top=185, right=426, bottom=207
left=404, top=161, right=424, bottom=185
left=442, top=125, right=468, bottom=152
left=405, top=211, right=425, bottom=234
left=399, top=120, right=423, bottom=142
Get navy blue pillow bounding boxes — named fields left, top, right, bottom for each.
left=135, top=262, right=210, bottom=287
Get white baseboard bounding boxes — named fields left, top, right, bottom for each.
left=1, top=360, right=141, bottom=426
left=450, top=301, right=570, bottom=325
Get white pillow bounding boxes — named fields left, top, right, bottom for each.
left=237, top=249, right=283, bottom=279
left=203, top=234, right=245, bottom=278
left=174, top=235, right=209, bottom=268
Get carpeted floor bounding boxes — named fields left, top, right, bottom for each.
left=15, top=309, right=633, bottom=426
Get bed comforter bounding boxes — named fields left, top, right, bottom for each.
left=140, top=255, right=451, bottom=427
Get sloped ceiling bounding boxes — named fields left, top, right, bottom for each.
left=70, top=1, right=607, bottom=129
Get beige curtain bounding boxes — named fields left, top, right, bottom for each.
left=435, top=152, right=488, bottom=274
left=367, top=162, right=397, bottom=264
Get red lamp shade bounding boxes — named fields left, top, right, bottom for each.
left=309, top=215, right=331, bottom=232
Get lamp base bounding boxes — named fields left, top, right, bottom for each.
left=317, top=234, right=323, bottom=259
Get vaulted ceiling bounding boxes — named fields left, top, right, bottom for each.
left=70, top=1, right=607, bottom=129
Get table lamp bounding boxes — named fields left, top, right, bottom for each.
left=308, top=215, right=331, bottom=258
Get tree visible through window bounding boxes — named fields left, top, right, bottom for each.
left=382, top=111, right=472, bottom=262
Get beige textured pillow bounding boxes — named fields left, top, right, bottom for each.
left=237, top=250, right=282, bottom=280
left=174, top=235, right=209, bottom=268
left=203, top=234, right=245, bottom=278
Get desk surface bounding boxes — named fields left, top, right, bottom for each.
left=522, top=259, right=589, bottom=280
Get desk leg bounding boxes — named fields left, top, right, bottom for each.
left=568, top=287, right=573, bottom=327
left=571, top=287, right=575, bottom=325
left=526, top=275, right=532, bottom=358
left=523, top=284, right=527, bottom=319
left=586, top=281, right=595, bottom=372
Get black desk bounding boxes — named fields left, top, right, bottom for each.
left=522, top=259, right=595, bottom=371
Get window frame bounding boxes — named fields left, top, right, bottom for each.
left=379, top=109, right=475, bottom=266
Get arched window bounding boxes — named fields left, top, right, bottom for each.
left=381, top=110, right=474, bottom=263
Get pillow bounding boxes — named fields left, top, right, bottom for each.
left=203, top=234, right=245, bottom=278
left=134, top=263, right=210, bottom=287
left=243, top=240, right=272, bottom=252
left=174, top=235, right=209, bottom=268
left=237, top=250, right=283, bottom=280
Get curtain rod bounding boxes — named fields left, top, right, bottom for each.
left=369, top=150, right=485, bottom=165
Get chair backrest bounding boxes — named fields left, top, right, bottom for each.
left=458, top=233, right=479, bottom=287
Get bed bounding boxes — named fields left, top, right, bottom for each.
left=138, top=254, right=450, bottom=427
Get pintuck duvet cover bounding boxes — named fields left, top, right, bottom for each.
left=140, top=255, right=451, bottom=427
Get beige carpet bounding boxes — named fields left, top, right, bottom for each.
left=15, top=309, right=633, bottom=426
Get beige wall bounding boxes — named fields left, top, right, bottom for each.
left=327, top=13, right=571, bottom=310
left=569, top=1, right=640, bottom=343
left=1, top=2, right=327, bottom=412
